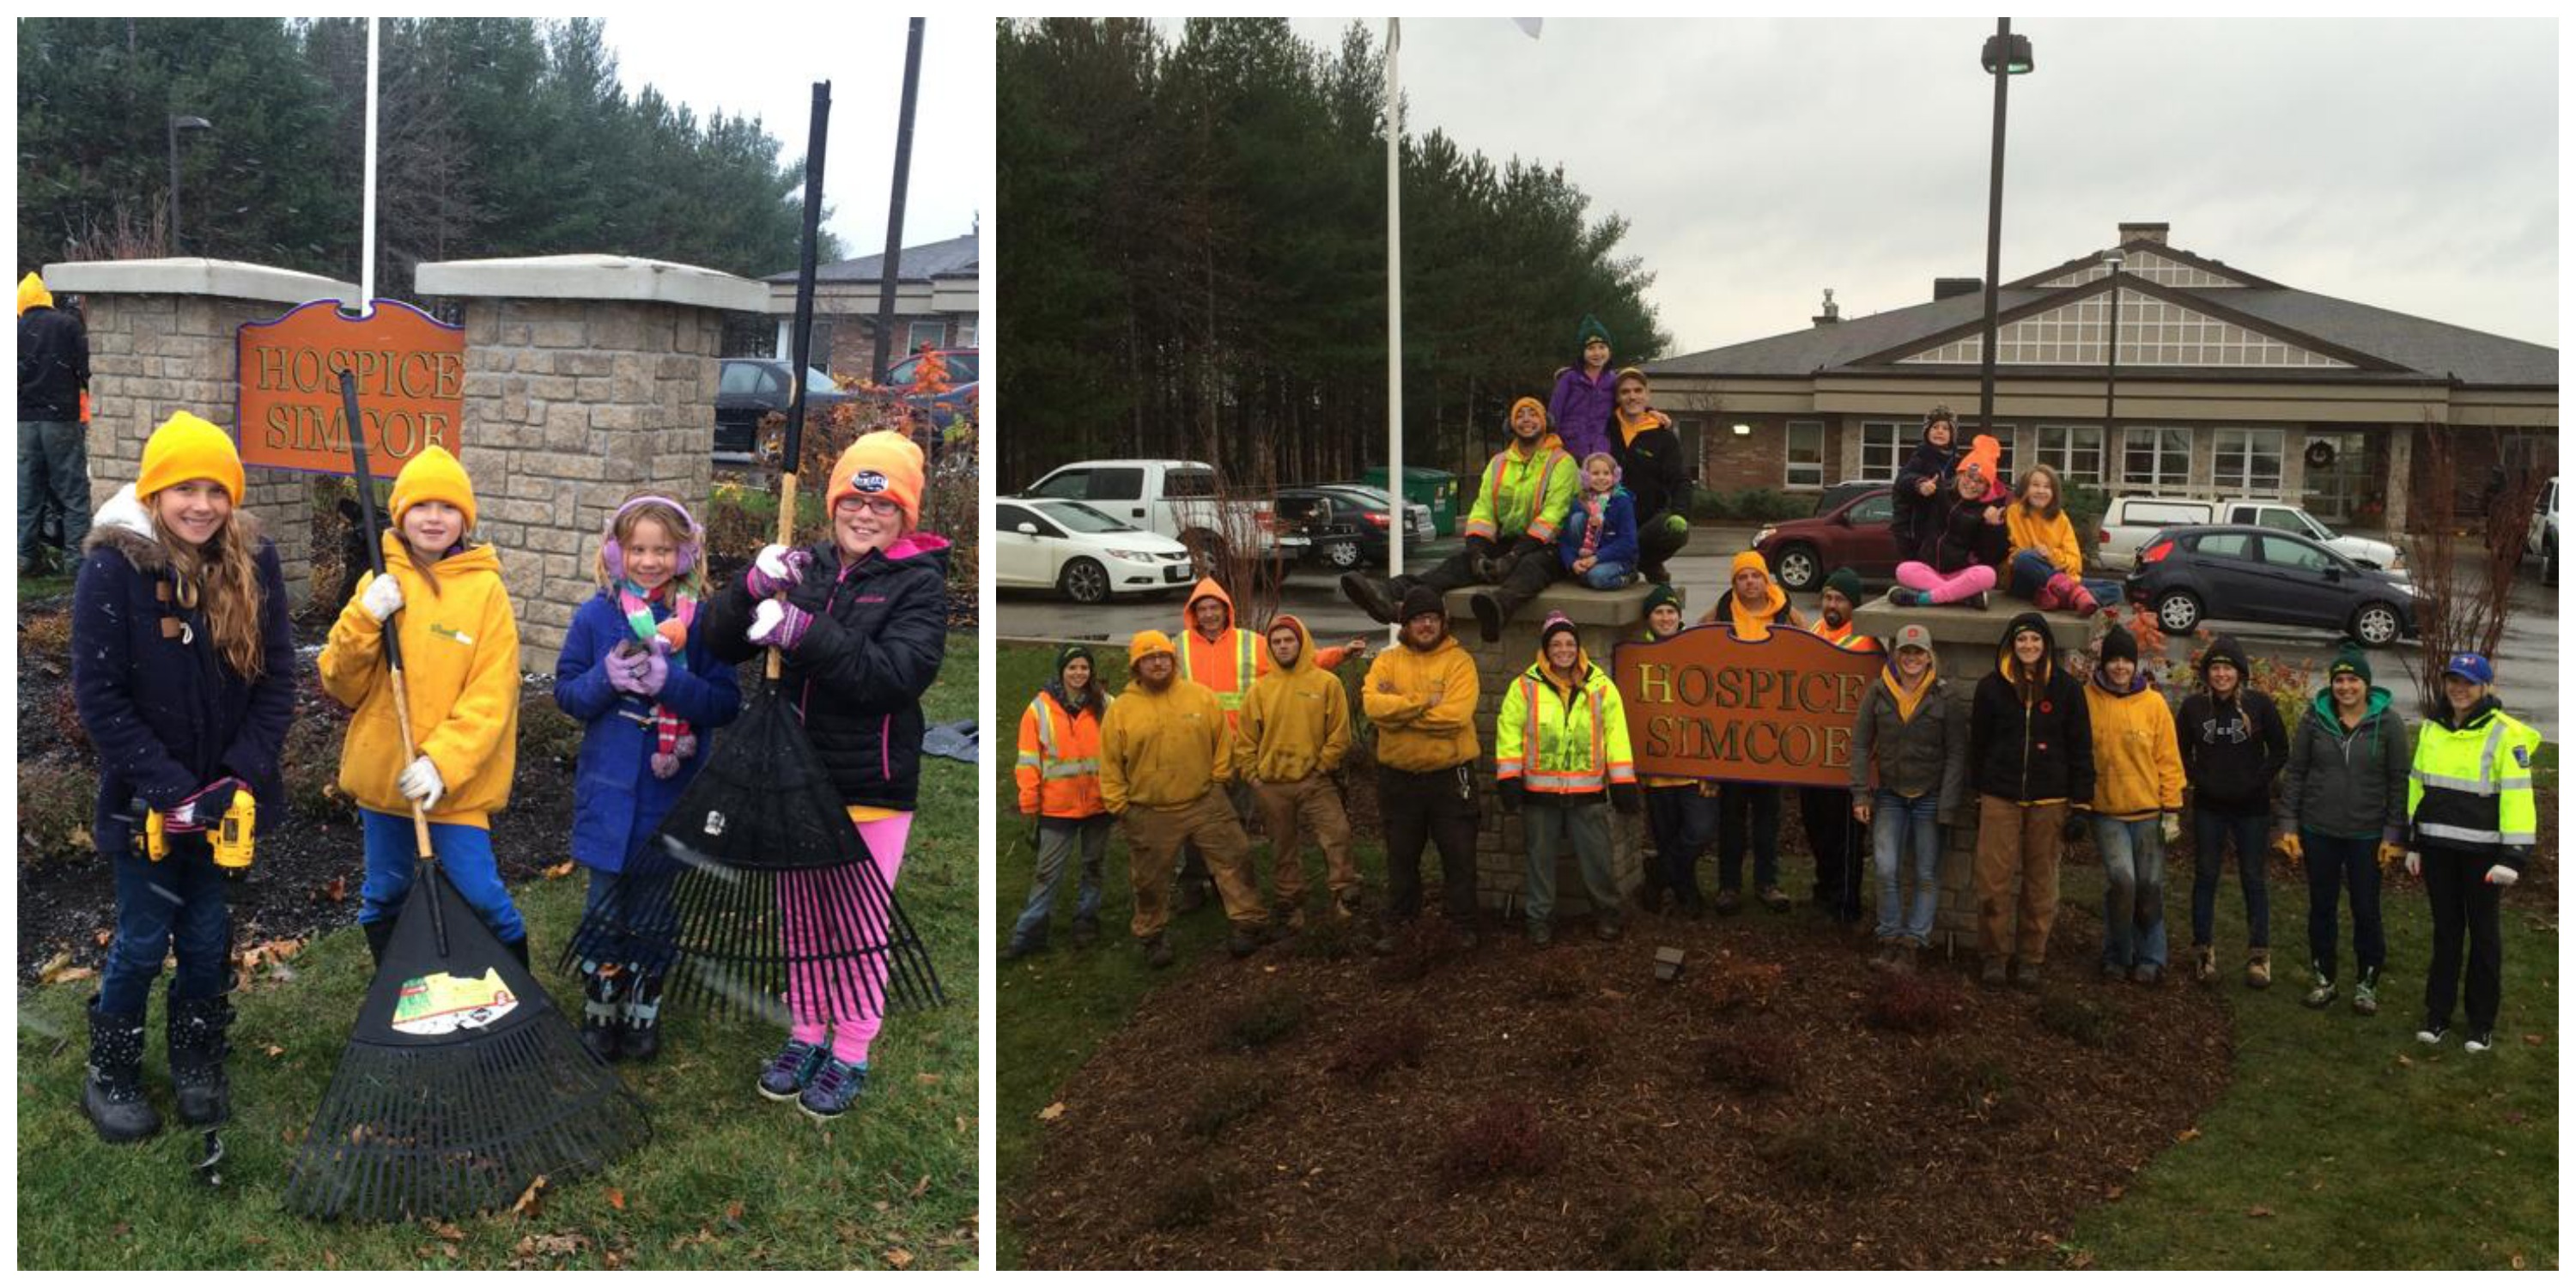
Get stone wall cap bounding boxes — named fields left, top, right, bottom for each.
left=416, top=254, right=766, bottom=312
left=1851, top=593, right=2103, bottom=659
left=1441, top=580, right=1649, bottom=629
left=40, top=258, right=357, bottom=306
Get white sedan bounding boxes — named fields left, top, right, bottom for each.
left=996, top=497, right=1198, bottom=604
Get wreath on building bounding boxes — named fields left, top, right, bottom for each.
left=2305, top=440, right=2336, bottom=469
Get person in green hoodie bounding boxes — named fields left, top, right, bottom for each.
left=2276, top=641, right=2411, bottom=1015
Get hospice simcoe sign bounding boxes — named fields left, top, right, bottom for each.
left=235, top=299, right=465, bottom=477
left=1613, top=625, right=1882, bottom=788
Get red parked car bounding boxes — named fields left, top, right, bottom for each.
left=1753, top=485, right=1902, bottom=592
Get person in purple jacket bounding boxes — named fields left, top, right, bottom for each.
left=1547, top=314, right=1620, bottom=462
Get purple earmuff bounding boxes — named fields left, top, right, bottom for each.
left=602, top=494, right=702, bottom=582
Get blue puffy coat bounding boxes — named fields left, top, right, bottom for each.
left=71, top=486, right=295, bottom=856
left=555, top=589, right=744, bottom=873
left=1555, top=487, right=1639, bottom=572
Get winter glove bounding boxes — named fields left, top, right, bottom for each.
left=2485, top=865, right=2520, bottom=888
left=2403, top=850, right=2421, bottom=878
left=165, top=777, right=246, bottom=833
left=606, top=647, right=650, bottom=695
left=398, top=756, right=447, bottom=812
left=746, top=544, right=811, bottom=598
left=1497, top=778, right=1526, bottom=813
left=2160, top=813, right=2182, bottom=844
left=1610, top=783, right=1643, bottom=815
left=2376, top=841, right=2407, bottom=871
left=635, top=636, right=671, bottom=697
left=2275, top=833, right=2303, bottom=865
left=360, top=570, right=404, bottom=623
left=748, top=598, right=814, bottom=653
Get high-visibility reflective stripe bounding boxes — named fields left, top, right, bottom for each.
left=1016, top=752, right=1042, bottom=768
left=2500, top=775, right=2533, bottom=791
left=1042, top=759, right=1097, bottom=780
left=2414, top=770, right=2500, bottom=796
left=2503, top=830, right=2537, bottom=844
left=1523, top=453, right=1569, bottom=539
left=2418, top=822, right=2504, bottom=845
left=1518, top=677, right=1542, bottom=781
left=1525, top=774, right=1607, bottom=792
left=2478, top=721, right=2506, bottom=782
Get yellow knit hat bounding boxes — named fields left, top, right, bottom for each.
left=137, top=411, right=245, bottom=503
left=1127, top=629, right=1176, bottom=665
left=389, top=444, right=477, bottom=531
left=826, top=430, right=926, bottom=528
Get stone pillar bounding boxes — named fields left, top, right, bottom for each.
left=1450, top=582, right=1651, bottom=918
left=416, top=256, right=766, bottom=671
left=42, top=258, right=354, bottom=607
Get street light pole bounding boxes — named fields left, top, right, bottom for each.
left=167, top=115, right=210, bottom=255
left=2103, top=249, right=2123, bottom=461
left=1976, top=20, right=2031, bottom=441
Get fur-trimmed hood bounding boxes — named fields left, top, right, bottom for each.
left=83, top=483, right=267, bottom=576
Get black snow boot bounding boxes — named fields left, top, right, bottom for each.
left=167, top=993, right=236, bottom=1127
left=82, top=998, right=161, bottom=1145
left=578, top=961, right=624, bottom=1063
left=621, top=967, right=666, bottom=1063
left=362, top=918, right=395, bottom=969
left=504, top=936, right=533, bottom=972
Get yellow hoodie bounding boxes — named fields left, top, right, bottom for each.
left=18, top=272, right=54, bottom=316
left=318, top=530, right=522, bottom=826
left=1099, top=672, right=1232, bottom=812
left=1361, top=629, right=1480, bottom=772
left=2005, top=502, right=2083, bottom=578
left=1236, top=614, right=1352, bottom=784
left=2082, top=672, right=2184, bottom=821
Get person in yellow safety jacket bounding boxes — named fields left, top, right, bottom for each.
left=1098, top=629, right=1266, bottom=967
left=1236, top=614, right=1358, bottom=930
left=2403, top=651, right=2540, bottom=1052
left=1005, top=644, right=1112, bottom=960
left=1170, top=577, right=1357, bottom=910
left=1363, top=584, right=1485, bottom=949
left=1497, top=612, right=1640, bottom=947
left=1340, top=396, right=1577, bottom=644
left=2080, top=623, right=2186, bottom=983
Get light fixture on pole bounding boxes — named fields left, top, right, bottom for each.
left=167, top=115, right=212, bottom=256
left=2102, top=248, right=2123, bottom=455
left=1975, top=21, right=2032, bottom=449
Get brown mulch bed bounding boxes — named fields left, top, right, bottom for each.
left=1012, top=902, right=2234, bottom=1270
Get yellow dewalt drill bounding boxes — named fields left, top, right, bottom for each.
left=143, top=793, right=256, bottom=879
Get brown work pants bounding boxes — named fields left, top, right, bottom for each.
left=1122, top=789, right=1263, bottom=940
left=1975, top=795, right=2069, bottom=963
left=1251, top=775, right=1357, bottom=919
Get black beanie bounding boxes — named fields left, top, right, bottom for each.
left=2100, top=623, right=2138, bottom=667
left=1399, top=584, right=1446, bottom=624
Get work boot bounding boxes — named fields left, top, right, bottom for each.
left=362, top=919, right=395, bottom=969
left=1978, top=957, right=2008, bottom=990
left=2192, top=944, right=2218, bottom=985
left=1713, top=889, right=1742, bottom=916
left=1470, top=592, right=1505, bottom=643
left=1340, top=573, right=1402, bottom=625
left=505, top=936, right=533, bottom=974
left=1527, top=921, right=1553, bottom=948
left=82, top=999, right=161, bottom=1145
left=166, top=993, right=236, bottom=1127
left=2352, top=967, right=2380, bottom=1017
left=2245, top=948, right=2273, bottom=991
left=621, top=968, right=665, bottom=1063
left=1758, top=885, right=1792, bottom=913
left=1142, top=934, right=1175, bottom=969
left=579, top=962, right=624, bottom=1063
left=2302, top=963, right=2337, bottom=1010
left=1225, top=928, right=1261, bottom=959
left=2012, top=958, right=2044, bottom=992
left=1175, top=878, right=1210, bottom=915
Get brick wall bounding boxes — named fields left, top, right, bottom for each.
left=1701, top=419, right=1791, bottom=494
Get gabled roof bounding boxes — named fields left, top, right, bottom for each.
left=764, top=232, right=979, bottom=285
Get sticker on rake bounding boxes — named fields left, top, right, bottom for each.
left=391, top=969, right=520, bottom=1035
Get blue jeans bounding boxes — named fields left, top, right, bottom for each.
left=1011, top=815, right=1110, bottom=949
left=360, top=808, right=527, bottom=945
left=573, top=861, right=677, bottom=971
left=100, top=835, right=232, bottom=1016
left=2093, top=815, right=2169, bottom=969
left=1870, top=791, right=1942, bottom=944
left=1522, top=797, right=1616, bottom=927
left=2006, top=548, right=2121, bottom=611
left=1577, top=561, right=1635, bottom=589
left=2302, top=830, right=2385, bottom=979
left=2190, top=806, right=2270, bottom=949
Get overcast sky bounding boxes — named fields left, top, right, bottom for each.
left=1286, top=16, right=2557, bottom=355
left=603, top=16, right=990, bottom=271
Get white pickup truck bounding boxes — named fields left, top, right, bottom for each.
left=2096, top=495, right=2405, bottom=575
left=1016, top=459, right=1299, bottom=574
left=2530, top=477, right=2558, bottom=586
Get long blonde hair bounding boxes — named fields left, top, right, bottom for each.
left=150, top=506, right=268, bottom=682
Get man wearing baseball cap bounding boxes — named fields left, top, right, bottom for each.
left=2403, top=651, right=2539, bottom=1053
left=1849, top=623, right=1966, bottom=970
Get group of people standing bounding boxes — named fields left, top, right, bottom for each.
left=72, top=410, right=947, bottom=1144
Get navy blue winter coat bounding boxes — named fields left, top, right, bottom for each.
left=71, top=486, right=296, bottom=857
left=1556, top=487, right=1640, bottom=571
left=554, top=589, right=744, bottom=873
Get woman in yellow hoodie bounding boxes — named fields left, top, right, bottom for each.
left=1236, top=614, right=1357, bottom=928
left=318, top=446, right=526, bottom=964
left=2081, top=624, right=2184, bottom=984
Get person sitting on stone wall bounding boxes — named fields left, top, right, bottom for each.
left=1340, top=396, right=1577, bottom=643
left=1892, top=434, right=2007, bottom=609
left=2002, top=464, right=2115, bottom=617
left=1556, top=451, right=1639, bottom=590
left=1607, top=368, right=1692, bottom=583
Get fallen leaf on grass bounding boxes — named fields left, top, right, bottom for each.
left=909, top=1174, right=931, bottom=1199
left=2524, top=1034, right=2545, bottom=1047
left=2104, top=1185, right=2124, bottom=1201
left=427, top=1220, right=466, bottom=1242
left=512, top=1174, right=549, bottom=1217
left=69, top=826, right=91, bottom=851
left=324, top=1250, right=337, bottom=1270
left=669, top=1228, right=715, bottom=1252
left=608, top=1188, right=625, bottom=1211
left=915, top=1072, right=941, bottom=1085
left=885, top=1249, right=915, bottom=1269
left=511, top=1232, right=587, bottom=1259
left=2512, top=1254, right=2527, bottom=1270
left=264, top=1045, right=285, bottom=1058
left=724, top=1200, right=745, bottom=1224
left=93, top=930, right=111, bottom=947
left=2397, top=1054, right=2415, bottom=1067
left=2176, top=1127, right=2202, bottom=1143
left=1037, top=1102, right=1066, bottom=1121
left=47, top=966, right=96, bottom=985
left=316, top=876, right=347, bottom=904
left=2248, top=1206, right=2275, bottom=1218
left=543, top=861, right=575, bottom=879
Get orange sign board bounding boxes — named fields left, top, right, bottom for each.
left=235, top=299, right=465, bottom=477
left=1611, top=624, right=1886, bottom=788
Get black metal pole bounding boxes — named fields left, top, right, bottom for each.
left=1978, top=17, right=2011, bottom=438
left=167, top=117, right=182, bottom=255
left=2105, top=274, right=2121, bottom=442
left=785, top=82, right=833, bottom=475
left=867, top=18, right=927, bottom=383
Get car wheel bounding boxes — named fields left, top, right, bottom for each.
left=1182, top=531, right=1229, bottom=581
left=1772, top=544, right=1821, bottom=592
left=2350, top=601, right=2402, bottom=647
left=1058, top=557, right=1111, bottom=605
left=2154, top=589, right=2202, bottom=634
left=1323, top=539, right=1363, bottom=570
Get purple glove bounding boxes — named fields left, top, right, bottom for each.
left=606, top=647, right=650, bottom=696
left=748, top=598, right=813, bottom=653
left=635, top=636, right=671, bottom=697
left=746, top=544, right=811, bottom=598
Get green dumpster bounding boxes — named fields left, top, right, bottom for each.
left=1359, top=465, right=1459, bottom=537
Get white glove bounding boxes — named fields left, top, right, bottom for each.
left=361, top=571, right=404, bottom=623
left=2486, top=865, right=2519, bottom=888
left=398, top=755, right=446, bottom=811
left=2160, top=813, right=2182, bottom=844
left=2404, top=850, right=2421, bottom=878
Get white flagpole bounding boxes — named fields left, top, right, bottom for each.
left=360, top=17, right=380, bottom=316
left=1384, top=17, right=1402, bottom=630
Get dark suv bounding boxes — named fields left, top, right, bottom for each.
left=714, top=359, right=853, bottom=459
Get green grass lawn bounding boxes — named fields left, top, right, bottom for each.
left=17, top=634, right=982, bottom=1270
left=993, top=642, right=2557, bottom=1270
left=20, top=566, right=75, bottom=603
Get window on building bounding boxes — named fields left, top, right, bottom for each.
left=2122, top=426, right=2191, bottom=490
left=956, top=319, right=979, bottom=347
left=906, top=319, right=947, bottom=355
left=1785, top=421, right=1825, bottom=489
left=1857, top=422, right=1907, bottom=481
left=2032, top=424, right=2105, bottom=484
left=2211, top=428, right=2284, bottom=495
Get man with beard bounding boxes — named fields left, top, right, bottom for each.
left=1362, top=586, right=1484, bottom=951
left=1100, top=630, right=1266, bottom=966
left=1801, top=568, right=1880, bottom=922
left=1237, top=615, right=1358, bottom=932
left=1340, top=396, right=1576, bottom=643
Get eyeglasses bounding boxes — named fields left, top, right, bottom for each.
left=835, top=495, right=905, bottom=518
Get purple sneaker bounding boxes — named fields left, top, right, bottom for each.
left=757, top=1038, right=827, bottom=1101
left=799, top=1057, right=870, bottom=1121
